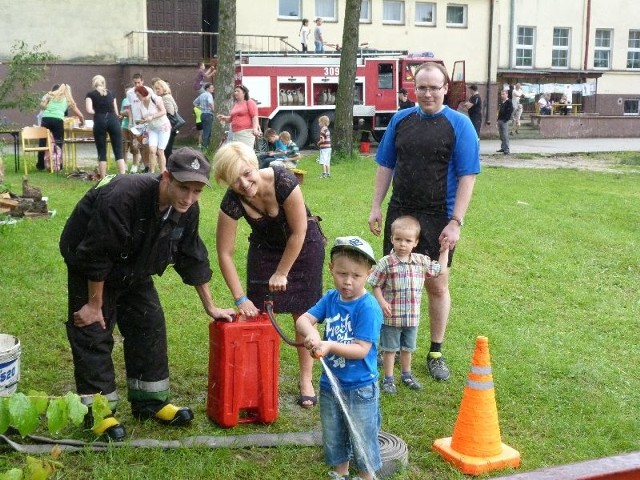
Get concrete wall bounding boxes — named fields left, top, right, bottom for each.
left=0, top=0, right=145, bottom=62
left=536, top=115, right=640, bottom=138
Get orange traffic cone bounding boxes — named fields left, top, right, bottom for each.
left=432, top=336, right=521, bottom=475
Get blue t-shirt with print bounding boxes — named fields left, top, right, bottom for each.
left=308, top=289, right=382, bottom=391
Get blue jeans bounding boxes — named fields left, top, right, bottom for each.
left=201, top=112, right=213, bottom=148
left=315, top=41, right=324, bottom=53
left=320, top=382, right=382, bottom=474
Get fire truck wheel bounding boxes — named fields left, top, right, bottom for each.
left=309, top=112, right=335, bottom=148
left=270, top=113, right=308, bottom=148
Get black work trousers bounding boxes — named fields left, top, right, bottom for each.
left=65, top=269, right=169, bottom=407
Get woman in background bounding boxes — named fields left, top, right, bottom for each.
left=299, top=19, right=310, bottom=52
left=86, top=75, right=125, bottom=178
left=134, top=85, right=170, bottom=173
left=216, top=85, right=261, bottom=149
left=38, top=84, right=85, bottom=170
left=153, top=79, right=179, bottom=159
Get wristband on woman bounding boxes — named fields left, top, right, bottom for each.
left=234, top=295, right=248, bottom=306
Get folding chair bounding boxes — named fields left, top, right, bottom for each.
left=21, top=126, right=53, bottom=174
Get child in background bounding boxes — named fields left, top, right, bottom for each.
left=258, top=127, right=286, bottom=168
left=279, top=130, right=301, bottom=169
left=296, top=236, right=383, bottom=480
left=317, top=115, right=331, bottom=178
left=368, top=216, right=450, bottom=394
left=193, top=105, right=203, bottom=148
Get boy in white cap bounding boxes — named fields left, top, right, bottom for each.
left=296, top=236, right=383, bottom=480
left=60, top=147, right=234, bottom=442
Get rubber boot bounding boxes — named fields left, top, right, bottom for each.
left=84, top=409, right=126, bottom=442
left=131, top=401, right=194, bottom=426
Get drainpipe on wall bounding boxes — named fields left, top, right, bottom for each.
left=583, top=0, right=596, bottom=112
left=509, top=0, right=515, bottom=68
left=486, top=0, right=495, bottom=126
left=583, top=0, right=591, bottom=70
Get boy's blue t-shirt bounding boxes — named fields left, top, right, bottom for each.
left=308, top=289, right=382, bottom=391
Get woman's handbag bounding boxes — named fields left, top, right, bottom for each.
left=168, top=111, right=186, bottom=133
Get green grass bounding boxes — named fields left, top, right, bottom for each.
left=1, top=155, right=639, bottom=479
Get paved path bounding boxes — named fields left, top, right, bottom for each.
left=52, top=137, right=640, bottom=169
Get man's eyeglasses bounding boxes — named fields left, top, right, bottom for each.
left=415, top=85, right=445, bottom=95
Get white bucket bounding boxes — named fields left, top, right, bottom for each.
left=0, top=334, right=21, bottom=396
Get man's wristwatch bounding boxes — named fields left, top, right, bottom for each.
left=451, top=215, right=464, bottom=227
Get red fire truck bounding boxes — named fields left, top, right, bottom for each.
left=236, top=51, right=466, bottom=146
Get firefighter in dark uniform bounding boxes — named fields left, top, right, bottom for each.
left=60, top=147, right=235, bottom=441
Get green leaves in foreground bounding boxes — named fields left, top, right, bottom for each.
left=0, top=390, right=92, bottom=437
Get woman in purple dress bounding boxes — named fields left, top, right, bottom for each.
left=213, top=141, right=325, bottom=409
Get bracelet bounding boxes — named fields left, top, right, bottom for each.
left=234, top=295, right=248, bottom=306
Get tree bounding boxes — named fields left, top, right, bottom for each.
left=0, top=41, right=57, bottom=113
left=332, top=0, right=362, bottom=157
left=210, top=0, right=237, bottom=154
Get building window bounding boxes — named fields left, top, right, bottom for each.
left=516, top=26, right=535, bottom=67
left=446, top=4, right=467, bottom=27
left=360, top=0, right=371, bottom=22
left=315, top=0, right=337, bottom=21
left=278, top=0, right=301, bottom=18
left=623, top=99, right=639, bottom=115
left=552, top=27, right=570, bottom=68
left=627, top=30, right=640, bottom=69
left=383, top=1, right=405, bottom=24
left=416, top=2, right=436, bottom=26
left=594, top=29, right=612, bottom=69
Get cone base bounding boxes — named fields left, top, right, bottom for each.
left=433, top=437, right=521, bottom=476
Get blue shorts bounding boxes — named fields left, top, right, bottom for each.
left=320, top=382, right=382, bottom=474
left=379, top=324, right=418, bottom=352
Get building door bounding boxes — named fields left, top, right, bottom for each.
left=147, top=0, right=203, bottom=62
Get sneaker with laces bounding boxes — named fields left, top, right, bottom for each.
left=401, top=373, right=423, bottom=390
left=328, top=471, right=348, bottom=480
left=381, top=380, right=397, bottom=394
left=129, top=165, right=138, bottom=174
left=427, top=352, right=450, bottom=381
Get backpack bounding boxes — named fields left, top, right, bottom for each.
left=44, top=132, right=62, bottom=172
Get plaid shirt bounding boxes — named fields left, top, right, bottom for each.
left=367, top=251, right=441, bottom=327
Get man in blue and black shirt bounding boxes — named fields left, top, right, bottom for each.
left=368, top=62, right=481, bottom=382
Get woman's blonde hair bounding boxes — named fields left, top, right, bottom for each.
left=92, top=75, right=108, bottom=96
left=47, top=84, right=76, bottom=108
left=213, top=142, right=259, bottom=185
left=154, top=79, right=172, bottom=95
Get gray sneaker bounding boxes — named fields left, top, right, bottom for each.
left=427, top=353, right=450, bottom=381
left=328, top=471, right=348, bottom=480
left=401, top=373, right=423, bottom=390
left=381, top=380, right=397, bottom=394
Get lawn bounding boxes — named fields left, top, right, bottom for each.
left=0, top=153, right=639, bottom=479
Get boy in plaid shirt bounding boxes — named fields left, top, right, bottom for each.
left=368, top=215, right=449, bottom=394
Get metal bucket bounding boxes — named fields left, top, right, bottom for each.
left=0, top=334, right=21, bottom=396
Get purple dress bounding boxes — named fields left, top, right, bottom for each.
left=220, top=167, right=325, bottom=313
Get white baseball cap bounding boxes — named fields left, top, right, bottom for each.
left=330, top=236, right=377, bottom=265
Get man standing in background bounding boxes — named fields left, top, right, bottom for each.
left=497, top=89, right=513, bottom=154
left=464, top=84, right=482, bottom=137
left=314, top=18, right=325, bottom=53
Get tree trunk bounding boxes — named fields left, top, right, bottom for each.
left=210, top=0, right=236, bottom=155
left=332, top=0, right=362, bottom=158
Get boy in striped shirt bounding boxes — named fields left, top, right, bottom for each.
left=368, top=215, right=449, bottom=394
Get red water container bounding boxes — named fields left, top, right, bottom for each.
left=207, top=313, right=280, bottom=428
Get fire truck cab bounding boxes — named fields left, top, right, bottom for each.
left=237, top=51, right=466, bottom=147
